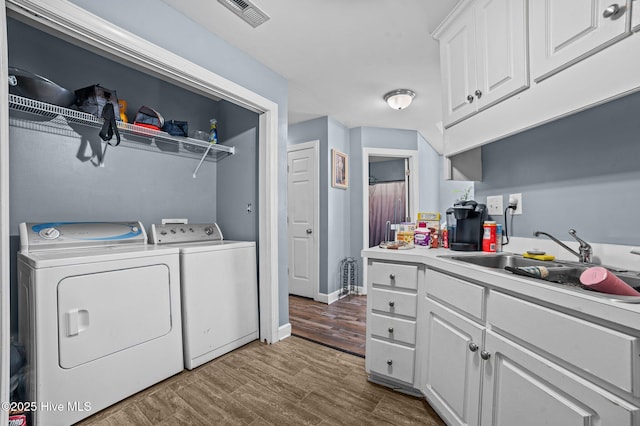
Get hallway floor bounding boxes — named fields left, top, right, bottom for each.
left=288, top=294, right=366, bottom=357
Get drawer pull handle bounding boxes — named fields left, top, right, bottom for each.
left=480, top=350, right=491, bottom=360
left=468, top=342, right=479, bottom=352
left=386, top=359, right=393, bottom=366
left=388, top=301, right=395, bottom=307
left=389, top=273, right=396, bottom=280
left=388, top=327, right=394, bottom=333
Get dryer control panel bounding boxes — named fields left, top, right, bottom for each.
left=149, top=223, right=223, bottom=244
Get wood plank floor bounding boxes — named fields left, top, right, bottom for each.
left=289, top=294, right=367, bottom=357
left=77, top=337, right=445, bottom=425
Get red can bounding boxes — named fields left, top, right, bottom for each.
left=482, top=221, right=497, bottom=252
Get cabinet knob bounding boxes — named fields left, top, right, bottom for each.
left=388, top=301, right=395, bottom=307
left=480, top=350, right=491, bottom=360
left=468, top=342, right=479, bottom=352
left=603, top=4, right=621, bottom=18
left=389, top=273, right=396, bottom=280
left=474, top=89, right=482, bottom=99
left=306, top=228, right=313, bottom=234
left=388, top=327, right=394, bottom=333
left=386, top=359, right=393, bottom=366
left=466, top=94, right=474, bottom=103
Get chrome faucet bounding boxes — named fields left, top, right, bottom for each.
left=533, top=229, right=593, bottom=263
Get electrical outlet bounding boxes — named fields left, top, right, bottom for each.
left=486, top=195, right=503, bottom=215
left=509, top=193, right=523, bottom=215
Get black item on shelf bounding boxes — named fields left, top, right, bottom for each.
left=162, top=119, right=188, bottom=137
left=75, top=84, right=120, bottom=118
left=8, top=66, right=76, bottom=107
left=134, top=105, right=164, bottom=131
left=99, top=102, right=120, bottom=146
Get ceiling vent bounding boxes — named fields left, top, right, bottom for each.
left=217, top=0, right=270, bottom=28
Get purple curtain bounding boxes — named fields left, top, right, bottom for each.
left=369, top=182, right=405, bottom=247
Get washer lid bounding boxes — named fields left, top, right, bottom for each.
left=19, top=221, right=147, bottom=253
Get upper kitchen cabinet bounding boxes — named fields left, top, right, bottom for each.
left=434, top=0, right=529, bottom=128
left=530, top=0, right=632, bottom=82
left=438, top=0, right=640, bottom=168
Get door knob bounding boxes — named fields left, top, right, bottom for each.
left=306, top=228, right=312, bottom=234
left=474, top=89, right=482, bottom=99
left=466, top=94, right=474, bottom=103
left=480, top=350, right=491, bottom=360
left=603, top=4, right=620, bottom=18
left=468, top=342, right=479, bottom=352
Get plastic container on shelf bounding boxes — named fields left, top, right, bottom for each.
left=208, top=118, right=218, bottom=144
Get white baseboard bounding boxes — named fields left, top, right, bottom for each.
left=315, top=287, right=364, bottom=305
left=278, top=323, right=291, bottom=341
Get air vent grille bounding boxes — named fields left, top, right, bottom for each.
left=217, top=0, right=270, bottom=28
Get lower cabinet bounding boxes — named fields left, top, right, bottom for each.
left=422, top=268, right=640, bottom=425
left=365, top=259, right=423, bottom=393
left=423, top=298, right=484, bottom=426
left=481, top=330, right=638, bottom=426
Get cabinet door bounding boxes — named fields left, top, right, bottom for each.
left=481, top=331, right=639, bottom=426
left=439, top=7, right=478, bottom=126
left=530, top=0, right=631, bottom=82
left=475, top=0, right=529, bottom=110
left=423, top=299, right=484, bottom=426
left=633, top=0, right=640, bottom=32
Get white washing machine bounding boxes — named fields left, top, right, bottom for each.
left=149, top=222, right=258, bottom=370
left=17, top=222, right=184, bottom=426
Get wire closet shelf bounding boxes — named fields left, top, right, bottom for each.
left=8, top=94, right=235, bottom=162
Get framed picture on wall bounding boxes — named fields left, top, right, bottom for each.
left=332, top=149, right=348, bottom=189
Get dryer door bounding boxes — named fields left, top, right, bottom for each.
left=57, top=264, right=172, bottom=368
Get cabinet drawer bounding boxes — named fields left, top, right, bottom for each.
left=369, top=261, right=418, bottom=290
left=369, top=313, right=416, bottom=345
left=427, top=269, right=485, bottom=321
left=371, top=288, right=417, bottom=318
left=368, top=338, right=415, bottom=384
left=488, top=291, right=639, bottom=394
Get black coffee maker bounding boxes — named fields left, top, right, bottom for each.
left=446, top=200, right=488, bottom=251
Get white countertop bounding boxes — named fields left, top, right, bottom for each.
left=362, top=245, right=640, bottom=331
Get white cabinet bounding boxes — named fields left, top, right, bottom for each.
left=481, top=331, right=638, bottom=426
left=422, top=268, right=640, bottom=425
left=435, top=0, right=529, bottom=127
left=530, top=0, right=632, bottom=82
left=633, top=0, right=640, bottom=31
left=365, top=260, right=422, bottom=393
left=424, top=298, right=483, bottom=426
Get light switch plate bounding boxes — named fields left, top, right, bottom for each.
left=486, top=195, right=503, bottom=215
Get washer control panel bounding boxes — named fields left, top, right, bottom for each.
left=149, top=223, right=223, bottom=244
left=19, top=221, right=146, bottom=253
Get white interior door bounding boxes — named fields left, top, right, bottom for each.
left=287, top=141, right=319, bottom=299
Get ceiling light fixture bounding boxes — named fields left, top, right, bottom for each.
left=384, top=89, right=416, bottom=110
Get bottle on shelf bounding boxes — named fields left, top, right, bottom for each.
left=208, top=118, right=218, bottom=144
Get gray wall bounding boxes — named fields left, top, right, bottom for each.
left=68, top=0, right=290, bottom=326
left=8, top=18, right=219, bottom=232
left=216, top=101, right=259, bottom=241
left=475, top=90, right=640, bottom=245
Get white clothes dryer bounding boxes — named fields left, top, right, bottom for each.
left=149, top=223, right=258, bottom=370
left=18, top=222, right=183, bottom=426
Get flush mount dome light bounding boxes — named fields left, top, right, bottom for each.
left=384, top=89, right=416, bottom=110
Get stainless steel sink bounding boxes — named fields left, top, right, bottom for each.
left=445, top=254, right=564, bottom=269
left=440, top=253, right=640, bottom=303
